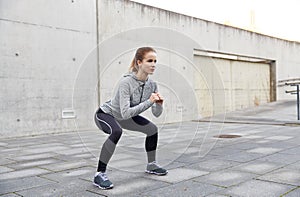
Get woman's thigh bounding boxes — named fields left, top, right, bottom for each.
left=117, top=115, right=157, bottom=136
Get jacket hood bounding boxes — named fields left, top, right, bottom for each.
left=123, top=72, right=149, bottom=85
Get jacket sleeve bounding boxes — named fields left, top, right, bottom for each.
left=119, top=82, right=153, bottom=119
left=151, top=82, right=163, bottom=117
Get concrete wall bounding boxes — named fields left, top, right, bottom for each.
left=1, top=0, right=300, bottom=137
left=98, top=0, right=300, bottom=99
left=0, top=0, right=97, bottom=137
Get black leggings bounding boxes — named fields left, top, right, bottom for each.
left=94, top=108, right=158, bottom=172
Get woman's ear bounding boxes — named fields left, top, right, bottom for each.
left=137, top=59, right=142, bottom=66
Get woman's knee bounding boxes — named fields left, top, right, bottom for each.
left=148, top=123, right=158, bottom=136
left=109, top=128, right=123, bottom=144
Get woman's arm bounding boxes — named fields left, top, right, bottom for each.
left=151, top=83, right=163, bottom=117
left=119, top=82, right=153, bottom=119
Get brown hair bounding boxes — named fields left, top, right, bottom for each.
left=129, top=47, right=156, bottom=72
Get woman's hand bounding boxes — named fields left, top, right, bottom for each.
left=149, top=92, right=164, bottom=105
left=155, top=93, right=164, bottom=105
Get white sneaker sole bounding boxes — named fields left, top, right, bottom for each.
left=145, top=170, right=168, bottom=176
left=93, top=182, right=114, bottom=190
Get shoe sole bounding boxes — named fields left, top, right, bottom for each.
left=93, top=182, right=114, bottom=190
left=145, top=170, right=168, bottom=176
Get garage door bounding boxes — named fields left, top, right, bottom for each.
left=194, top=55, right=271, bottom=118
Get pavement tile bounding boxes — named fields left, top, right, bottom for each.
left=54, top=147, right=98, bottom=155
left=279, top=146, right=300, bottom=155
left=0, top=158, right=16, bottom=166
left=0, top=168, right=50, bottom=180
left=88, top=177, right=170, bottom=197
left=40, top=166, right=95, bottom=182
left=205, top=194, right=230, bottom=197
left=25, top=146, right=68, bottom=154
left=206, top=147, right=243, bottom=156
left=246, top=147, right=282, bottom=154
left=194, top=170, right=257, bottom=187
left=81, top=168, right=143, bottom=185
left=16, top=179, right=95, bottom=197
left=220, top=151, right=264, bottom=163
left=10, top=153, right=58, bottom=162
left=175, top=153, right=217, bottom=164
left=221, top=179, right=295, bottom=197
left=225, top=142, right=261, bottom=150
left=265, top=136, right=294, bottom=141
left=257, top=153, right=300, bottom=164
left=109, top=158, right=145, bottom=172
left=141, top=180, right=223, bottom=197
left=0, top=142, right=8, bottom=146
left=286, top=161, right=300, bottom=171
left=40, top=160, right=91, bottom=172
left=144, top=168, right=209, bottom=183
left=255, top=140, right=272, bottom=144
left=263, top=141, right=299, bottom=150
left=257, top=168, right=300, bottom=186
left=243, top=135, right=266, bottom=139
left=284, top=187, right=300, bottom=197
left=0, top=193, right=21, bottom=197
left=0, top=147, right=23, bottom=154
left=163, top=160, right=186, bottom=170
left=230, top=160, right=284, bottom=175
left=0, top=176, right=55, bottom=195
left=23, top=143, right=65, bottom=149
left=72, top=153, right=95, bottom=159
left=0, top=166, right=14, bottom=173
left=8, top=158, right=60, bottom=170
left=187, top=158, right=241, bottom=172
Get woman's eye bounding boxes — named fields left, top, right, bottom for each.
left=147, top=59, right=157, bottom=63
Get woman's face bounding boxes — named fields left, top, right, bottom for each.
left=137, top=51, right=157, bottom=75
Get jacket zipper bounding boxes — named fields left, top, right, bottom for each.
left=139, top=84, right=145, bottom=103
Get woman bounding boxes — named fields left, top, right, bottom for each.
left=94, top=47, right=168, bottom=189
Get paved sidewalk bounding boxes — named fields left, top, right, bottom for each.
left=1, top=100, right=300, bottom=196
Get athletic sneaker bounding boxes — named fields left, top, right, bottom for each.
left=93, top=172, right=114, bottom=189
left=145, top=161, right=168, bottom=176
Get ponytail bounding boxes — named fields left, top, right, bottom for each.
left=129, top=57, right=138, bottom=73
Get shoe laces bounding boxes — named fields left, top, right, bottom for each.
left=99, top=172, right=109, bottom=181
left=149, top=161, right=161, bottom=168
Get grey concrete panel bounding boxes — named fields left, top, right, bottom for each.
left=220, top=152, right=264, bottom=163
left=257, top=168, right=300, bottom=186
left=88, top=177, right=170, bottom=197
left=246, top=147, right=282, bottom=154
left=16, top=179, right=96, bottom=197
left=279, top=146, right=300, bottom=155
left=8, top=158, right=60, bottom=170
left=40, top=167, right=95, bottom=182
left=40, top=160, right=92, bottom=172
left=0, top=194, right=21, bottom=197
left=10, top=153, right=58, bottom=162
left=257, top=153, right=300, bottom=164
left=194, top=170, right=257, bottom=187
left=187, top=158, right=241, bottom=172
left=142, top=180, right=223, bottom=197
left=230, top=160, right=284, bottom=175
left=0, top=166, right=14, bottom=173
left=0, top=176, right=55, bottom=195
left=0, top=168, right=50, bottom=180
left=144, top=168, right=209, bottom=183
left=284, top=188, right=300, bottom=197
left=222, top=179, right=294, bottom=197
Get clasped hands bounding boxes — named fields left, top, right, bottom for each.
left=149, top=92, right=164, bottom=105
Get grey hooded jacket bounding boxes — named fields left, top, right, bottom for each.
left=100, top=73, right=163, bottom=120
